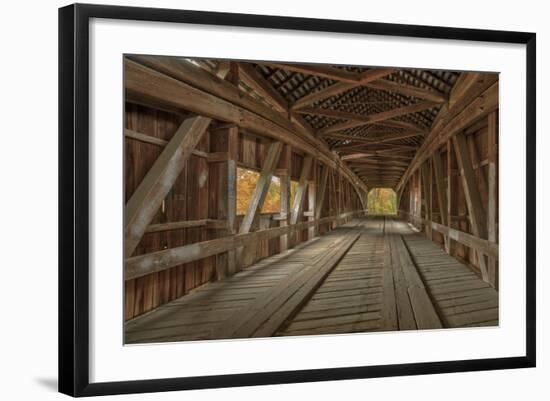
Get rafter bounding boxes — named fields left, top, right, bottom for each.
left=321, top=130, right=423, bottom=145
left=353, top=165, right=407, bottom=172
left=349, top=160, right=409, bottom=168
left=318, top=101, right=439, bottom=135
left=238, top=63, right=288, bottom=112
left=295, top=107, right=428, bottom=134
left=291, top=69, right=395, bottom=110
left=364, top=79, right=447, bottom=103
left=332, top=141, right=418, bottom=153
left=237, top=62, right=316, bottom=136
left=265, top=62, right=361, bottom=83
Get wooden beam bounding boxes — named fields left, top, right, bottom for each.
left=214, top=126, right=239, bottom=278
left=239, top=141, right=283, bottom=234
left=363, top=79, right=447, bottom=103
left=145, top=219, right=227, bottom=233
left=432, top=151, right=449, bottom=249
left=238, top=63, right=288, bottom=113
left=124, top=116, right=213, bottom=258
left=237, top=62, right=317, bottom=139
left=290, top=156, right=313, bottom=225
left=127, top=56, right=298, bottom=140
left=453, top=133, right=489, bottom=281
left=315, top=166, right=329, bottom=220
left=295, top=106, right=373, bottom=121
left=125, top=128, right=168, bottom=147
left=446, top=140, right=454, bottom=254
left=353, top=164, right=407, bottom=170
left=308, top=161, right=317, bottom=239
left=295, top=107, right=428, bottom=134
left=487, top=111, right=498, bottom=288
left=322, top=130, right=423, bottom=145
left=228, top=62, right=240, bottom=86
left=125, top=128, right=232, bottom=163
left=332, top=141, right=418, bottom=153
left=420, top=162, right=432, bottom=238
left=350, top=160, right=409, bottom=168
left=341, top=153, right=374, bottom=161
left=318, top=101, right=439, bottom=135
left=266, top=62, right=361, bottom=83
left=467, top=134, right=488, bottom=197
left=125, top=210, right=361, bottom=280
left=279, top=145, right=292, bottom=252
left=292, top=82, right=357, bottom=111
left=291, top=68, right=395, bottom=110
left=237, top=62, right=317, bottom=137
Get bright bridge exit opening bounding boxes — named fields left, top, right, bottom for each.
left=367, top=188, right=397, bottom=215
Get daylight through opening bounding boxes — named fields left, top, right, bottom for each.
left=367, top=188, right=397, bottom=215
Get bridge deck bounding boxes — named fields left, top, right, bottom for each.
left=125, top=217, right=498, bottom=344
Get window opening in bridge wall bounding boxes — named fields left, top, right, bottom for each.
left=236, top=167, right=281, bottom=215
left=367, top=188, right=397, bottom=215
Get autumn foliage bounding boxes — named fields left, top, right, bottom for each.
left=236, top=168, right=300, bottom=215
left=367, top=188, right=397, bottom=215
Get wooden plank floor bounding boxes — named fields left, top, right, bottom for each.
left=125, top=217, right=498, bottom=344
left=277, top=218, right=388, bottom=336
left=402, top=231, right=499, bottom=328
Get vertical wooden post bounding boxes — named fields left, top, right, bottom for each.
left=429, top=158, right=433, bottom=240
left=453, top=133, right=489, bottom=282
left=315, top=166, right=329, bottom=220
left=432, top=150, right=449, bottom=250
left=226, top=126, right=238, bottom=275
left=339, top=170, right=343, bottom=218
left=446, top=140, right=454, bottom=255
left=211, top=126, right=238, bottom=280
left=279, top=144, right=292, bottom=252
left=308, top=161, right=317, bottom=240
left=420, top=162, right=432, bottom=239
left=329, top=170, right=336, bottom=229
left=487, top=111, right=498, bottom=288
left=290, top=156, right=313, bottom=246
left=396, top=187, right=403, bottom=216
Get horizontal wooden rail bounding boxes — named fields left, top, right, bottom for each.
left=399, top=211, right=498, bottom=260
left=125, top=210, right=362, bottom=280
left=145, top=219, right=227, bottom=233
left=125, top=129, right=228, bottom=162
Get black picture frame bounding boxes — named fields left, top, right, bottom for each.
left=58, top=3, right=536, bottom=397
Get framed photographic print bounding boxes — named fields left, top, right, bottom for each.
left=58, top=3, right=536, bottom=397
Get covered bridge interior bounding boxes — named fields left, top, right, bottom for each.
left=124, top=56, right=499, bottom=343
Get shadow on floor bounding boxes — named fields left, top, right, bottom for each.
left=35, top=377, right=57, bottom=392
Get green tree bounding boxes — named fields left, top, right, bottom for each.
left=367, top=188, right=396, bottom=214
